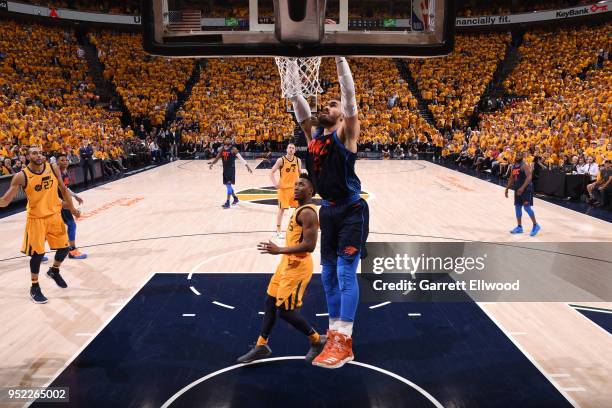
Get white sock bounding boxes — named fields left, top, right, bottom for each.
left=337, top=320, right=353, bottom=337
left=329, top=317, right=340, bottom=331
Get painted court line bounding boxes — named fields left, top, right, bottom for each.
left=182, top=314, right=196, bottom=317
left=161, top=356, right=444, bottom=408
left=566, top=304, right=612, bottom=339
left=369, top=301, right=391, bottom=309
left=31, top=272, right=155, bottom=407
left=477, top=304, right=579, bottom=408
left=258, top=311, right=265, bottom=315
left=571, top=306, right=612, bottom=315
left=212, top=301, right=235, bottom=310
left=189, top=247, right=253, bottom=276
left=408, top=313, right=421, bottom=317
left=316, top=312, right=329, bottom=317
left=189, top=286, right=201, bottom=296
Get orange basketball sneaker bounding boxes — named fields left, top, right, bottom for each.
left=312, top=330, right=354, bottom=369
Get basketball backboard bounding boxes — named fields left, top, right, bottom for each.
left=142, top=0, right=455, bottom=58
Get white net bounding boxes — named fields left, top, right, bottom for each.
left=274, top=57, right=323, bottom=99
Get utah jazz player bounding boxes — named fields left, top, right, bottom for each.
left=505, top=151, right=541, bottom=236
left=237, top=173, right=326, bottom=364
left=0, top=146, right=80, bottom=303
left=290, top=57, right=369, bottom=368
left=209, top=137, right=252, bottom=208
left=270, top=143, right=302, bottom=238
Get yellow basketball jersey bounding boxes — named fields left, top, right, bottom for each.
left=285, top=203, right=317, bottom=257
left=279, top=156, right=300, bottom=189
left=23, top=163, right=62, bottom=219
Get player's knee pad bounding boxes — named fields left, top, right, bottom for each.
left=30, top=252, right=44, bottom=274
left=515, top=204, right=523, bottom=218
left=523, top=205, right=535, bottom=217
left=225, top=183, right=233, bottom=195
left=67, top=220, right=77, bottom=242
left=55, top=247, right=69, bottom=262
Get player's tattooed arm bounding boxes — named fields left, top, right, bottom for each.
left=504, top=169, right=515, bottom=198
left=517, top=163, right=532, bottom=195
left=0, top=171, right=25, bottom=207
left=209, top=150, right=223, bottom=169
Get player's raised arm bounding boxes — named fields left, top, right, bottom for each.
left=0, top=171, right=25, bottom=207
left=286, top=58, right=315, bottom=143
left=335, top=57, right=360, bottom=144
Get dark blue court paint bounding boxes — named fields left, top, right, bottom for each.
left=574, top=307, right=612, bottom=335
left=33, top=273, right=572, bottom=408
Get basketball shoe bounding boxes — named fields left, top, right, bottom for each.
left=312, top=331, right=354, bottom=369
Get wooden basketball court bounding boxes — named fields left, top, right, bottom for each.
left=1, top=160, right=610, bottom=407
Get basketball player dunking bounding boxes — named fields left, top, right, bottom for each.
left=237, top=173, right=326, bottom=364
left=0, top=147, right=80, bottom=303
left=209, top=137, right=252, bottom=209
left=57, top=154, right=88, bottom=259
left=291, top=56, right=369, bottom=369
left=505, top=152, right=541, bottom=236
left=270, top=143, right=302, bottom=238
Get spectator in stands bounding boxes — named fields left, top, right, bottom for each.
left=137, top=124, right=147, bottom=140
left=79, top=139, right=95, bottom=185
left=579, top=156, right=599, bottom=180
left=382, top=144, right=391, bottom=160
left=1, top=158, right=14, bottom=176
left=148, top=138, right=161, bottom=162
left=12, top=159, right=24, bottom=173
left=393, top=144, right=405, bottom=160
left=590, top=160, right=612, bottom=207
left=587, top=160, right=611, bottom=206
left=67, top=151, right=80, bottom=164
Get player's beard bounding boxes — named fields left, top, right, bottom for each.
left=317, top=113, right=337, bottom=128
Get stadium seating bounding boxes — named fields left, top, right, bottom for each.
left=90, top=31, right=193, bottom=127
left=407, top=33, right=511, bottom=130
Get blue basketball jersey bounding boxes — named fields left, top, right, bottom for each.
left=307, top=128, right=361, bottom=204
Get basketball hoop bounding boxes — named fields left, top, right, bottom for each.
left=274, top=56, right=323, bottom=99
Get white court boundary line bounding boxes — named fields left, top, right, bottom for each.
left=28, top=272, right=155, bottom=408
left=188, top=247, right=255, bottom=278
left=160, top=356, right=443, bottom=408
left=567, top=304, right=612, bottom=338
left=212, top=301, right=235, bottom=310
left=477, top=303, right=580, bottom=407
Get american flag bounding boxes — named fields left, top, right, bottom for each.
left=167, top=10, right=201, bottom=32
